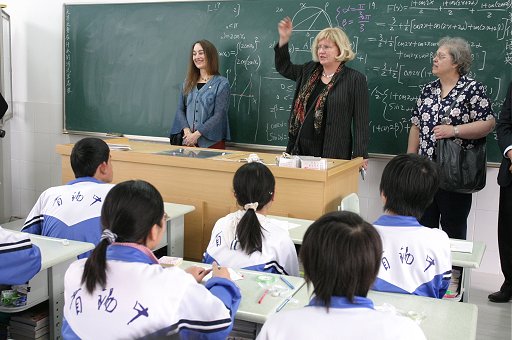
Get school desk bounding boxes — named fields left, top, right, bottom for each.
left=1, top=202, right=195, bottom=258
left=287, top=285, right=478, bottom=340
left=159, top=202, right=195, bottom=257
left=179, top=261, right=307, bottom=337
left=270, top=215, right=486, bottom=302
left=0, top=231, right=94, bottom=340
left=56, top=139, right=363, bottom=260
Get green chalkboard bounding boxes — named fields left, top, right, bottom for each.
left=64, top=1, right=511, bottom=163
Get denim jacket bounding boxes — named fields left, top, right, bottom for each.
left=171, top=75, right=231, bottom=147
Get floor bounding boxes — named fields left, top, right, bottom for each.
left=469, top=271, right=511, bottom=340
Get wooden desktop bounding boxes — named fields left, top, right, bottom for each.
left=56, top=139, right=362, bottom=260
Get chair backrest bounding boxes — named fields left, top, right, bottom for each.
left=339, top=193, right=360, bottom=214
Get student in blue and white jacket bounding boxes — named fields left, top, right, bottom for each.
left=372, top=153, right=452, bottom=299
left=203, top=162, right=299, bottom=276
left=22, top=138, right=115, bottom=259
left=0, top=226, right=41, bottom=285
left=63, top=180, right=240, bottom=339
left=257, top=211, right=426, bottom=340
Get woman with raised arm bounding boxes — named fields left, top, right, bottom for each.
left=275, top=17, right=369, bottom=169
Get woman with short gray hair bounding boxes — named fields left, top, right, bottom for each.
left=407, top=36, right=495, bottom=240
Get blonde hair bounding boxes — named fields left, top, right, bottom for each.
left=311, top=27, right=355, bottom=63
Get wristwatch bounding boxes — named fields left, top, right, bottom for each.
left=454, top=126, right=460, bottom=138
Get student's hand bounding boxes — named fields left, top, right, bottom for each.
left=212, top=261, right=232, bottom=280
left=185, top=266, right=212, bottom=283
left=278, top=17, right=293, bottom=47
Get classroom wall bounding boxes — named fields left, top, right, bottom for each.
left=0, top=0, right=503, bottom=278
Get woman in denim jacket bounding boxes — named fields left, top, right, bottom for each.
left=171, top=40, right=230, bottom=149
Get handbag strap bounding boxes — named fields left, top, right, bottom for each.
left=439, top=80, right=475, bottom=121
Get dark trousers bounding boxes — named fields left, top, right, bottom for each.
left=499, top=185, right=512, bottom=287
left=420, top=188, right=472, bottom=240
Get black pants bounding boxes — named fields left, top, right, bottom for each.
left=499, top=185, right=512, bottom=287
left=420, top=188, right=472, bottom=240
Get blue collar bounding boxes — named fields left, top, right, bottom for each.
left=67, top=177, right=104, bottom=185
left=308, top=296, right=374, bottom=309
left=106, top=244, right=158, bottom=265
left=373, top=215, right=422, bottom=227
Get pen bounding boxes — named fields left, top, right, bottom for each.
left=359, top=168, right=366, bottom=180
left=276, top=296, right=292, bottom=312
left=280, top=276, right=295, bottom=290
left=258, top=289, right=269, bottom=304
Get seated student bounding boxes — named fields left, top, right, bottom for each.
left=22, top=137, right=115, bottom=258
left=62, top=180, right=240, bottom=339
left=258, top=211, right=426, bottom=340
left=372, top=154, right=452, bottom=299
left=203, top=162, right=299, bottom=276
left=0, top=226, right=41, bottom=285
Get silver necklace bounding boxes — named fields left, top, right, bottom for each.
left=322, top=72, right=335, bottom=78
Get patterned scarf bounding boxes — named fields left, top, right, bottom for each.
left=289, top=63, right=343, bottom=136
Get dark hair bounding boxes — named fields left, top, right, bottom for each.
left=233, top=162, right=275, bottom=255
left=184, top=40, right=220, bottom=94
left=380, top=153, right=439, bottom=219
left=70, top=137, right=110, bottom=178
left=81, top=180, right=164, bottom=294
left=300, top=211, right=382, bottom=308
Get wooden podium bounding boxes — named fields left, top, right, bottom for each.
left=56, top=139, right=362, bottom=260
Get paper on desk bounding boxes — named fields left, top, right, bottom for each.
left=107, top=143, right=132, bottom=151
left=450, top=239, right=473, bottom=253
left=202, top=267, right=243, bottom=282
left=270, top=219, right=301, bottom=231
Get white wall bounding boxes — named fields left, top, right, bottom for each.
left=1, top=0, right=503, bottom=278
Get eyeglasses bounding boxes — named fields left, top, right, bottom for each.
left=433, top=52, right=449, bottom=60
left=316, top=44, right=335, bottom=51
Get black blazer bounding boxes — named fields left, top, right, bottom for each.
left=274, top=44, right=369, bottom=159
left=497, top=82, right=512, bottom=187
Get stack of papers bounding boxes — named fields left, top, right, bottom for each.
left=107, top=143, right=131, bottom=151
left=450, top=239, right=473, bottom=253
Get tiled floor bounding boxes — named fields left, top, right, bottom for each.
left=469, top=271, right=511, bottom=340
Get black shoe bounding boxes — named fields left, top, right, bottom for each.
left=488, top=285, right=512, bottom=303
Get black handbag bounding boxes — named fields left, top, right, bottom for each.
left=169, top=94, right=187, bottom=145
left=437, top=137, right=486, bottom=193
left=169, top=131, right=183, bottom=145
left=436, top=81, right=486, bottom=194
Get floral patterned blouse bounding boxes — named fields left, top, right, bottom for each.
left=411, top=75, right=495, bottom=160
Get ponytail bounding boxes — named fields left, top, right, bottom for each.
left=236, top=205, right=264, bottom=255
left=233, top=163, right=275, bottom=255
left=80, top=180, right=164, bottom=294
left=81, top=239, right=110, bottom=294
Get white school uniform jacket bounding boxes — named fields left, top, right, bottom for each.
left=63, top=243, right=241, bottom=340
left=257, top=296, right=426, bottom=340
left=203, top=210, right=299, bottom=276
left=372, top=215, right=452, bottom=298
left=22, top=177, right=114, bottom=258
left=0, top=227, right=41, bottom=285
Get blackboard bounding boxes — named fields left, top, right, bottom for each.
left=64, top=0, right=512, bottom=163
